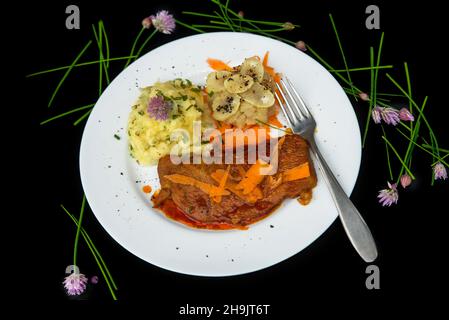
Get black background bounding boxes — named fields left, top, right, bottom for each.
left=15, top=0, right=448, bottom=311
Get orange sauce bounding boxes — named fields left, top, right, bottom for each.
left=153, top=196, right=247, bottom=230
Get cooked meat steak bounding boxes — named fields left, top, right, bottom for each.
left=155, top=134, right=317, bottom=228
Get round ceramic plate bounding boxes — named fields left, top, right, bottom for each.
left=80, top=32, right=361, bottom=276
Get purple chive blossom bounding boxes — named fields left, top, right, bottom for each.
left=378, top=182, right=399, bottom=206
left=399, top=108, right=414, bottom=121
left=359, top=92, right=370, bottom=101
left=295, top=40, right=307, bottom=52
left=372, top=106, right=401, bottom=125
left=400, top=174, right=412, bottom=188
left=372, top=106, right=382, bottom=124
left=142, top=16, right=152, bottom=29
left=63, top=267, right=88, bottom=296
left=380, top=107, right=400, bottom=125
left=433, top=162, right=448, bottom=180
left=147, top=96, right=172, bottom=120
left=150, top=10, right=176, bottom=34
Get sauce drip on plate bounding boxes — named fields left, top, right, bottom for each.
left=152, top=193, right=247, bottom=230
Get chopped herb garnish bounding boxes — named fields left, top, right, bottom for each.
left=208, top=91, right=214, bottom=97
left=138, top=110, right=144, bottom=116
left=190, top=87, right=201, bottom=93
left=114, top=134, right=121, bottom=140
left=172, top=94, right=188, bottom=101
left=256, top=119, right=289, bottom=132
left=156, top=89, right=171, bottom=102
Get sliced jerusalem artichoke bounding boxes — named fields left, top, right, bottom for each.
left=224, top=74, right=254, bottom=93
left=254, top=107, right=269, bottom=123
left=227, top=101, right=255, bottom=128
left=240, top=82, right=275, bottom=108
left=227, top=102, right=270, bottom=127
left=261, top=72, right=276, bottom=92
left=240, top=57, right=264, bottom=82
left=227, top=112, right=247, bottom=128
left=239, top=101, right=257, bottom=118
left=206, top=71, right=232, bottom=93
left=211, top=92, right=241, bottom=121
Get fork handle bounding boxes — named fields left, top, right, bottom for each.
left=308, top=139, right=378, bottom=262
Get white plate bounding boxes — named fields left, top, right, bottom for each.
left=80, top=32, right=361, bottom=276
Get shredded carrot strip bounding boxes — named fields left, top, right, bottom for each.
left=218, top=122, right=233, bottom=134
left=207, top=58, right=233, bottom=71
left=236, top=159, right=270, bottom=194
left=268, top=114, right=283, bottom=128
left=262, top=51, right=270, bottom=67
left=261, top=51, right=281, bottom=83
left=212, top=165, right=231, bottom=203
left=283, top=162, right=310, bottom=181
left=164, top=174, right=230, bottom=197
left=237, top=166, right=247, bottom=179
left=211, top=169, right=263, bottom=203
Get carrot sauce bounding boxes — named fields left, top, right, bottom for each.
left=152, top=196, right=247, bottom=230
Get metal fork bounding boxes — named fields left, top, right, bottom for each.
left=275, top=77, right=378, bottom=262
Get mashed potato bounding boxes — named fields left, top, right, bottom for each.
left=128, top=79, right=212, bottom=165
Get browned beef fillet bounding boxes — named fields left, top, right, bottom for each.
left=156, top=134, right=317, bottom=227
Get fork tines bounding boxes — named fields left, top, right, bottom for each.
left=275, top=77, right=313, bottom=128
